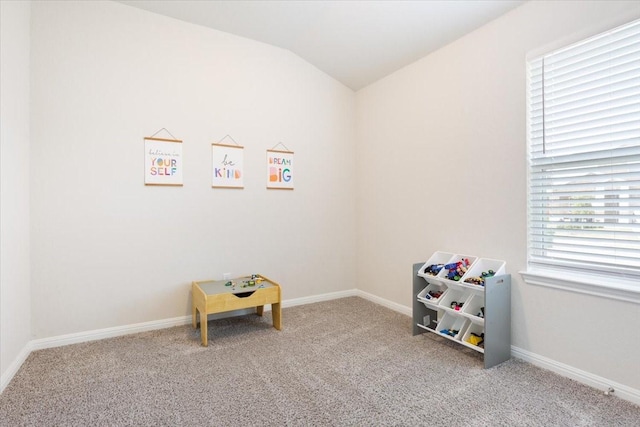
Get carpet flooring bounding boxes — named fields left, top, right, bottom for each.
left=1, top=297, right=639, bottom=426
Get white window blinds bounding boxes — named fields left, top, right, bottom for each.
left=528, top=19, right=640, bottom=280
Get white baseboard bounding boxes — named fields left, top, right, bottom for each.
left=0, top=342, right=32, bottom=394
left=3, top=291, right=639, bottom=408
left=281, top=289, right=358, bottom=308
left=355, top=289, right=412, bottom=316
left=30, top=315, right=193, bottom=352
left=511, top=345, right=640, bottom=406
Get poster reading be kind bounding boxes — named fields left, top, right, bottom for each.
left=144, top=137, right=183, bottom=186
left=212, top=143, right=244, bottom=188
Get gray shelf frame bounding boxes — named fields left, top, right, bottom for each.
left=412, top=262, right=511, bottom=369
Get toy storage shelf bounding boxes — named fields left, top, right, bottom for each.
left=412, top=254, right=511, bottom=369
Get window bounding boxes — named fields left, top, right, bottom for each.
left=526, top=19, right=640, bottom=287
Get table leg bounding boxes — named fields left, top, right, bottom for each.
left=272, top=302, right=282, bottom=330
left=200, top=309, right=208, bottom=347
left=192, top=303, right=197, bottom=328
left=256, top=305, right=264, bottom=316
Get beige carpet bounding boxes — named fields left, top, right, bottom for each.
left=1, top=297, right=639, bottom=426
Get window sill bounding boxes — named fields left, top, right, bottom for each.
left=519, top=269, right=640, bottom=305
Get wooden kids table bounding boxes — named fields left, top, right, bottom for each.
left=191, top=274, right=282, bottom=346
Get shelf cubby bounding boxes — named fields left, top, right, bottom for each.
left=417, top=283, right=447, bottom=308
left=438, top=288, right=471, bottom=315
left=461, top=323, right=485, bottom=353
left=461, top=258, right=506, bottom=289
left=417, top=251, right=454, bottom=284
left=436, top=254, right=478, bottom=286
left=437, top=312, right=469, bottom=341
left=461, top=293, right=485, bottom=325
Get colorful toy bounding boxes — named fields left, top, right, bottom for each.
left=464, top=270, right=495, bottom=286
left=467, top=332, right=484, bottom=347
left=423, top=264, right=444, bottom=276
left=444, top=259, right=471, bottom=281
left=440, top=329, right=459, bottom=337
left=450, top=301, right=464, bottom=311
left=422, top=288, right=444, bottom=300
left=482, top=270, right=495, bottom=278
left=238, top=275, right=263, bottom=288
left=464, top=276, right=484, bottom=286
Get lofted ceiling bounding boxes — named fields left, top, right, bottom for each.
left=117, top=0, right=526, bottom=91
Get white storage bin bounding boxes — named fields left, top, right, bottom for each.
left=438, top=288, right=471, bottom=314
left=417, top=251, right=455, bottom=281
left=462, top=323, right=485, bottom=351
left=437, top=313, right=469, bottom=341
left=417, top=283, right=447, bottom=307
left=462, top=293, right=485, bottom=324
left=437, top=254, right=478, bottom=284
left=461, top=258, right=506, bottom=288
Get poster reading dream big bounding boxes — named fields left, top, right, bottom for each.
left=266, top=149, right=294, bottom=190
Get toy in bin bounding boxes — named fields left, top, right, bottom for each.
left=423, top=264, right=444, bottom=276
left=464, top=270, right=495, bottom=286
left=450, top=301, right=464, bottom=311
left=467, top=332, right=484, bottom=347
left=423, top=290, right=444, bottom=300
left=444, top=259, right=471, bottom=281
left=440, top=329, right=459, bottom=338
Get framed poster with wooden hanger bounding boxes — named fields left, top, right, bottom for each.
left=144, top=128, right=183, bottom=186
left=212, top=135, right=244, bottom=189
left=266, top=143, right=294, bottom=190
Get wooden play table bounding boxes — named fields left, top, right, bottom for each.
left=191, top=274, right=282, bottom=346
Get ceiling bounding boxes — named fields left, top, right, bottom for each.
left=117, top=0, right=526, bottom=91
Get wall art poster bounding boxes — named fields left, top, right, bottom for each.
left=144, top=137, right=183, bottom=186
left=212, top=143, right=244, bottom=188
left=266, top=149, right=294, bottom=190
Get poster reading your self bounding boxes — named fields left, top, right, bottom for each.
left=144, top=137, right=183, bottom=186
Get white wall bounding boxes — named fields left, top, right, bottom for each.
left=29, top=0, right=356, bottom=338
left=0, top=0, right=32, bottom=385
left=356, top=0, right=640, bottom=391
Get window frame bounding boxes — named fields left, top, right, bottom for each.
left=522, top=18, right=640, bottom=305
